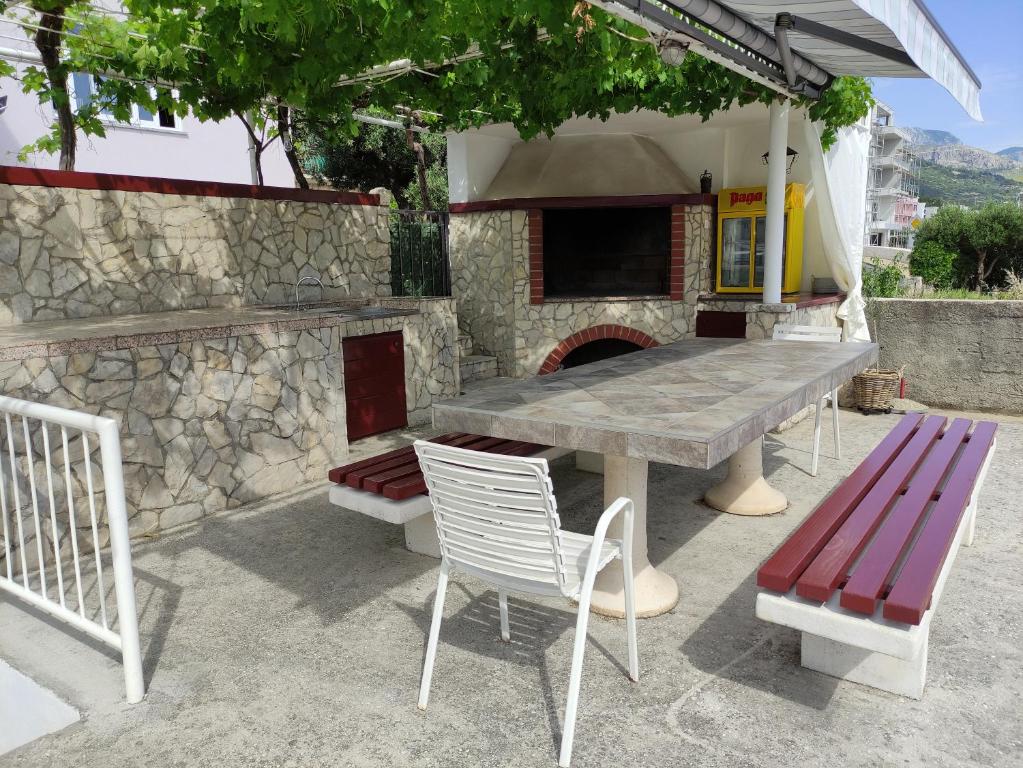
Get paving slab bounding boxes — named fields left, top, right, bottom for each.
left=1, top=408, right=1020, bottom=768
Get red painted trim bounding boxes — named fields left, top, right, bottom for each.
left=450, top=193, right=715, bottom=213
left=0, top=165, right=380, bottom=206
left=538, top=324, right=659, bottom=375
left=669, top=205, right=686, bottom=301
left=528, top=209, right=544, bottom=305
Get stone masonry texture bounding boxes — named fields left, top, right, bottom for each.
left=449, top=205, right=715, bottom=378
left=0, top=182, right=392, bottom=324
left=0, top=300, right=459, bottom=540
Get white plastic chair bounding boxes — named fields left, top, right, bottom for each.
left=772, top=323, right=843, bottom=476
left=413, top=440, right=638, bottom=768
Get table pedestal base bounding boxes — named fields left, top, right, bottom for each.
left=704, top=438, right=787, bottom=516
left=589, top=455, right=679, bottom=618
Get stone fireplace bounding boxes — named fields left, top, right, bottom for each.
left=449, top=193, right=715, bottom=378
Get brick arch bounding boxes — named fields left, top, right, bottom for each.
left=538, top=325, right=659, bottom=375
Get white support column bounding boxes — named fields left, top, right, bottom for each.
left=763, top=98, right=789, bottom=305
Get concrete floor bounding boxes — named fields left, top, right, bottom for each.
left=2, top=408, right=1021, bottom=767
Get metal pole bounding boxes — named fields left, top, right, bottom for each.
left=763, top=98, right=788, bottom=305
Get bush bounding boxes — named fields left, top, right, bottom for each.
left=861, top=261, right=904, bottom=298
left=909, top=241, right=956, bottom=288
left=999, top=270, right=1023, bottom=300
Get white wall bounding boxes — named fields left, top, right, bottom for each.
left=0, top=60, right=294, bottom=186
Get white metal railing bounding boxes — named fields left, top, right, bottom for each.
left=0, top=395, right=144, bottom=704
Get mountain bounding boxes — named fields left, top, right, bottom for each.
left=915, top=144, right=1019, bottom=172
left=997, top=147, right=1023, bottom=163
left=918, top=160, right=1023, bottom=208
left=904, top=128, right=962, bottom=146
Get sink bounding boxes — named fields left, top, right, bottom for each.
left=260, top=303, right=354, bottom=315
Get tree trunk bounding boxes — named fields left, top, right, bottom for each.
left=976, top=250, right=986, bottom=291
left=34, top=8, right=75, bottom=171
left=276, top=104, right=309, bottom=189
left=239, top=113, right=264, bottom=185
left=406, top=128, right=431, bottom=211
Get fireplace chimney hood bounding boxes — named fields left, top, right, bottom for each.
left=483, top=134, right=695, bottom=200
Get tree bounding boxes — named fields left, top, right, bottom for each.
left=913, top=203, right=1023, bottom=290
left=42, top=1, right=873, bottom=181
left=966, top=203, right=1023, bottom=290
left=908, top=240, right=956, bottom=289
left=301, top=111, right=447, bottom=209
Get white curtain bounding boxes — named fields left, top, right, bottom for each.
left=802, top=117, right=872, bottom=342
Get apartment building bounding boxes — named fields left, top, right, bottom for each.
left=864, top=101, right=920, bottom=249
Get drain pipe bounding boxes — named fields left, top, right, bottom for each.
left=773, top=13, right=798, bottom=88
left=661, top=0, right=830, bottom=86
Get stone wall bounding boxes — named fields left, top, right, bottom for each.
left=449, top=203, right=715, bottom=378
left=0, top=180, right=391, bottom=324
left=0, top=299, right=459, bottom=535
left=448, top=210, right=519, bottom=374
left=867, top=298, right=1023, bottom=413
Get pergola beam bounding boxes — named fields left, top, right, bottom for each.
left=781, top=13, right=916, bottom=69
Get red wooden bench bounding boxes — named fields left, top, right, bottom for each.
left=327, top=433, right=556, bottom=556
left=755, top=413, right=997, bottom=699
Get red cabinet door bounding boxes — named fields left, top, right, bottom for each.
left=342, top=331, right=408, bottom=441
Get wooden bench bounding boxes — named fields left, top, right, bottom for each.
left=327, top=433, right=563, bottom=557
left=755, top=413, right=997, bottom=698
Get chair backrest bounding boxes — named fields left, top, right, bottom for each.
left=772, top=323, right=843, bottom=342
left=414, top=440, right=570, bottom=596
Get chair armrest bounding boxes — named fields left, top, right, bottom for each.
left=580, top=497, right=635, bottom=590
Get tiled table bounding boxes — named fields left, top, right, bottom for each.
left=433, top=338, right=878, bottom=618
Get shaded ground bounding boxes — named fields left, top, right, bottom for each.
left=2, top=408, right=1021, bottom=767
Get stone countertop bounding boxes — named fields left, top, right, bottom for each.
left=0, top=299, right=423, bottom=360
left=433, top=337, right=878, bottom=469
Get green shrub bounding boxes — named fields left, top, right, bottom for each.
left=861, top=261, right=904, bottom=298
left=909, top=241, right=956, bottom=288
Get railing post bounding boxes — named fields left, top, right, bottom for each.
left=97, top=419, right=145, bottom=704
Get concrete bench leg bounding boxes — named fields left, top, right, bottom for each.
left=800, top=632, right=928, bottom=700
left=404, top=515, right=441, bottom=558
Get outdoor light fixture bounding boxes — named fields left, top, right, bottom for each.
left=658, top=38, right=690, bottom=67
left=700, top=169, right=712, bottom=194
left=761, top=146, right=799, bottom=172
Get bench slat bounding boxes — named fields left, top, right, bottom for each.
left=756, top=413, right=924, bottom=594
left=381, top=437, right=508, bottom=500
left=379, top=439, right=541, bottom=500
left=840, top=418, right=973, bottom=615
left=347, top=434, right=488, bottom=490
left=796, top=415, right=947, bottom=603
left=360, top=436, right=506, bottom=492
left=327, top=433, right=462, bottom=484
left=883, top=421, right=998, bottom=625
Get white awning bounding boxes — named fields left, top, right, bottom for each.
left=725, top=0, right=982, bottom=119
left=598, top=0, right=982, bottom=119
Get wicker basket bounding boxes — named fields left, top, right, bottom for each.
left=852, top=367, right=903, bottom=412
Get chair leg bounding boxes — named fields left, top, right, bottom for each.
left=811, top=399, right=823, bottom=477
left=498, top=588, right=510, bottom=642
left=558, top=587, right=595, bottom=767
left=418, top=561, right=449, bottom=711
left=622, top=543, right=639, bottom=683
left=831, top=388, right=841, bottom=460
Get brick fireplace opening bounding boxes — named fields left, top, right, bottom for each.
left=542, top=206, right=671, bottom=297
left=539, top=324, right=658, bottom=375
left=529, top=201, right=686, bottom=304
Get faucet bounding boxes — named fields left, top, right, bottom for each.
left=294, top=275, right=325, bottom=308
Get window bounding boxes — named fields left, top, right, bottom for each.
left=71, top=74, right=179, bottom=130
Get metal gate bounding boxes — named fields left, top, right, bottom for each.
left=389, top=210, right=451, bottom=297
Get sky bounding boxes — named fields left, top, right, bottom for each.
left=869, top=0, right=1023, bottom=152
